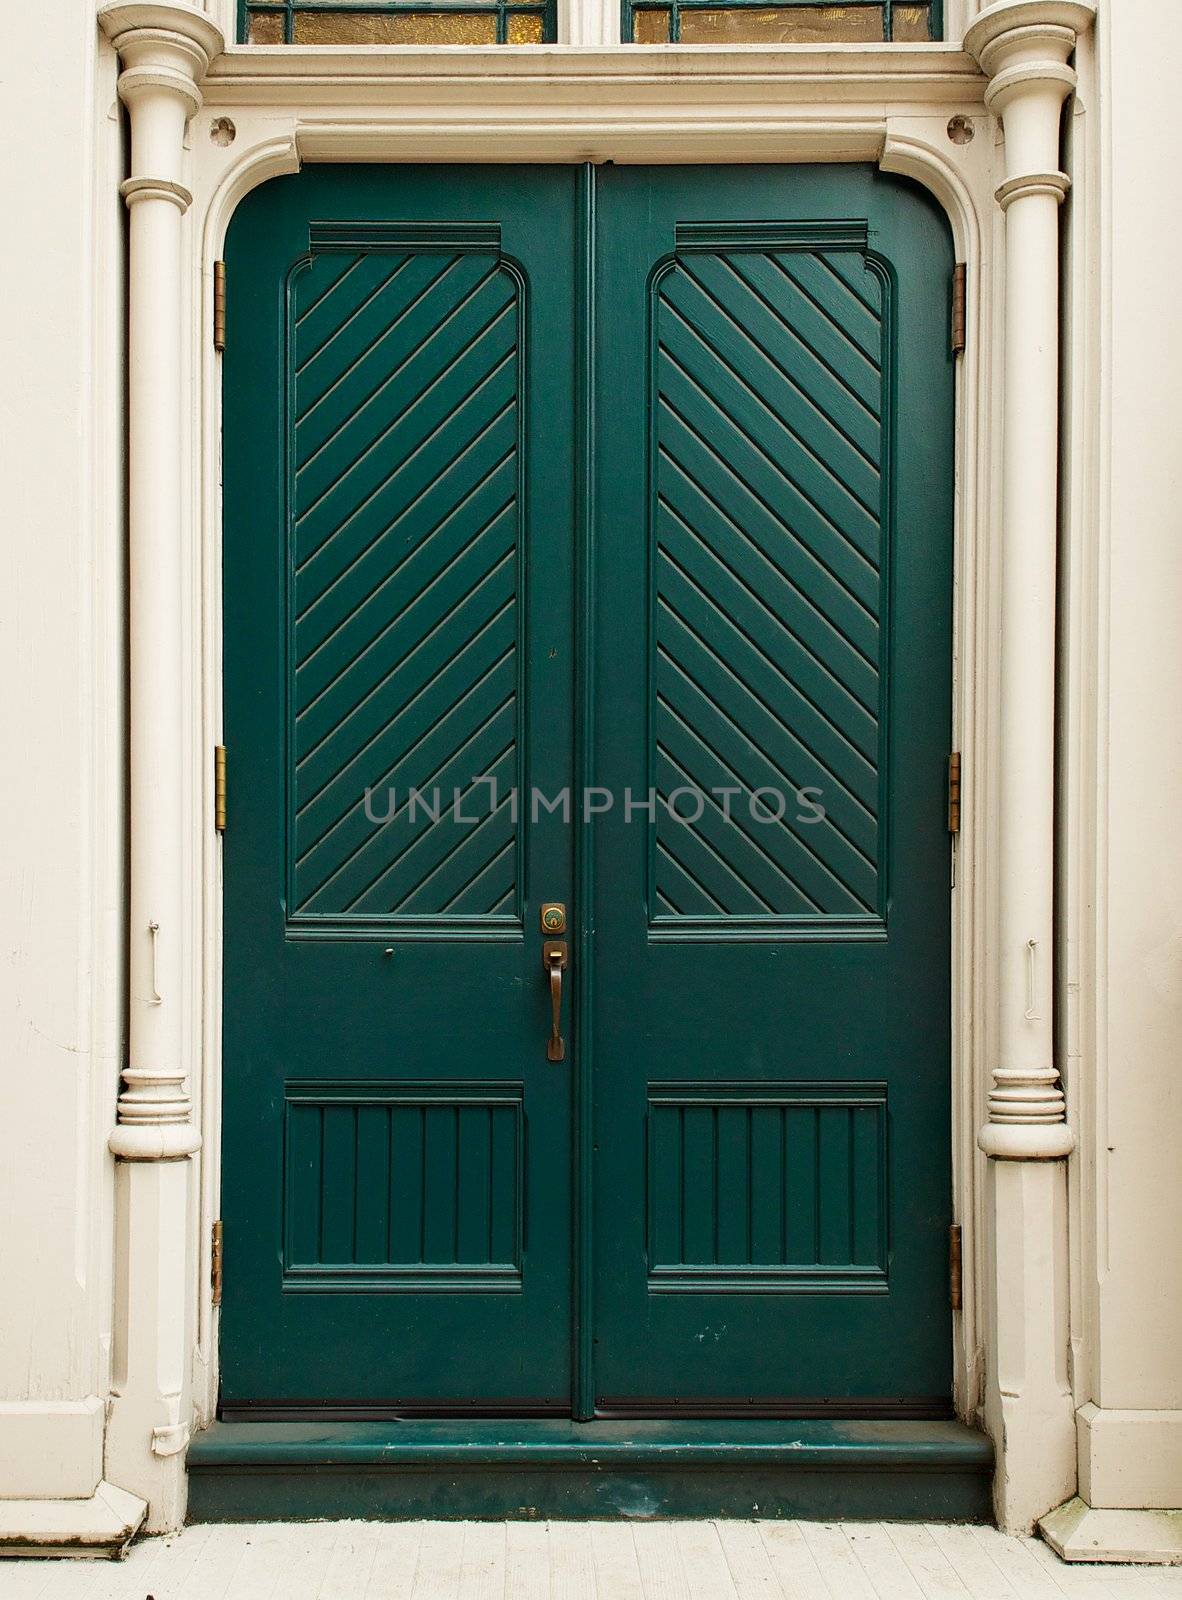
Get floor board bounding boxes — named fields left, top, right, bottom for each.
left=0, top=1522, right=1166, bottom=1598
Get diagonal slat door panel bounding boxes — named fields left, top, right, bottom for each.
left=295, top=261, right=511, bottom=510
left=661, top=269, right=882, bottom=541
left=287, top=244, right=524, bottom=926
left=705, top=253, right=883, bottom=436
left=651, top=240, right=887, bottom=925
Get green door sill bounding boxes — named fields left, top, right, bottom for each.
left=187, top=1418, right=993, bottom=1522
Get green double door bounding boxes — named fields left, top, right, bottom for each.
left=221, top=164, right=954, bottom=1419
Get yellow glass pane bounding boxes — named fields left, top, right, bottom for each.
left=634, top=6, right=671, bottom=38
left=891, top=4, right=930, bottom=39
left=293, top=10, right=499, bottom=41
left=675, top=4, right=884, bottom=42
left=246, top=11, right=286, bottom=41
left=297, top=0, right=493, bottom=5
left=507, top=11, right=547, bottom=39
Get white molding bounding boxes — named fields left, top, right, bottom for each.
left=206, top=41, right=984, bottom=101
left=192, top=127, right=300, bottom=1419
left=880, top=116, right=992, bottom=1423
left=185, top=56, right=993, bottom=1457
left=0, top=1481, right=145, bottom=1561
left=97, top=10, right=1091, bottom=1532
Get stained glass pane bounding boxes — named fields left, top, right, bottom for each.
left=507, top=11, right=547, bottom=39
left=623, top=0, right=938, bottom=41
left=676, top=4, right=883, bottom=41
left=293, top=9, right=499, bottom=40
left=243, top=1, right=553, bottom=43
left=633, top=7, right=672, bottom=38
left=891, top=3, right=930, bottom=38
left=246, top=10, right=286, bottom=39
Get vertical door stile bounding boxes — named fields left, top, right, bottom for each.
left=573, top=161, right=598, bottom=1420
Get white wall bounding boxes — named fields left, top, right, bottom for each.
left=0, top=0, right=1178, bottom=1528
left=0, top=3, right=125, bottom=1499
left=1064, top=0, right=1182, bottom=1511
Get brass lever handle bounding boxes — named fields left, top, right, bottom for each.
left=543, top=939, right=568, bottom=1062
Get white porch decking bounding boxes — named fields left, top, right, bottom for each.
left=1, top=1520, right=1176, bottom=1599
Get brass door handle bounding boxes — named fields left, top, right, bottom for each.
left=543, top=940, right=568, bottom=1062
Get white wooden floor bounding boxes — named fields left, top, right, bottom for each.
left=2, top=1523, right=1182, bottom=1600
left=2, top=1521, right=1179, bottom=1600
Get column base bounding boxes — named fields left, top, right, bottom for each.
left=0, top=1481, right=146, bottom=1560
left=985, top=1158, right=1076, bottom=1532
left=1041, top=1498, right=1182, bottom=1564
left=0, top=1398, right=105, bottom=1498
left=1077, top=1402, right=1182, bottom=1507
left=979, top=1121, right=1075, bottom=1159
left=104, top=1155, right=195, bottom=1533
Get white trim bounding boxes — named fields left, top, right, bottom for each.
left=880, top=114, right=991, bottom=1432
left=184, top=47, right=993, bottom=1440
left=95, top=9, right=1098, bottom=1536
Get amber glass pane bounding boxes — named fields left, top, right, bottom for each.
left=891, top=4, right=930, bottom=39
left=506, top=11, right=547, bottom=39
left=634, top=6, right=672, bottom=37
left=675, top=5, right=883, bottom=42
left=293, top=10, right=499, bottom=41
left=246, top=10, right=286, bottom=41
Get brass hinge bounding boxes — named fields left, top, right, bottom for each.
left=211, top=1219, right=224, bottom=1306
left=214, top=744, right=227, bottom=833
left=951, top=263, right=967, bottom=355
left=947, top=751, right=961, bottom=835
left=213, top=260, right=226, bottom=352
left=949, top=1222, right=963, bottom=1311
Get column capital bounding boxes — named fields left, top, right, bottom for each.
left=99, top=2, right=224, bottom=120
left=965, top=1, right=1094, bottom=117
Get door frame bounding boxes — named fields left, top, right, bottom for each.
left=139, top=37, right=1002, bottom=1459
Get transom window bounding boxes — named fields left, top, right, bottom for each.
left=240, top=0, right=940, bottom=43
left=242, top=0, right=553, bottom=44
left=626, top=1, right=938, bottom=43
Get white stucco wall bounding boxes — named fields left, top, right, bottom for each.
left=0, top=3, right=125, bottom=1499
left=1063, top=0, right=1182, bottom=1511
left=0, top=0, right=1177, bottom=1535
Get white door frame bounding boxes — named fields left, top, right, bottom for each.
left=96, top=0, right=1093, bottom=1535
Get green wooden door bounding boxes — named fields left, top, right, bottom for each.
left=590, top=167, right=954, bottom=1412
left=221, top=164, right=953, bottom=1417
left=221, top=167, right=581, bottom=1410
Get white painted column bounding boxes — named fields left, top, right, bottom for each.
left=98, top=0, right=222, bottom=1533
left=964, top=0, right=1094, bottom=1534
